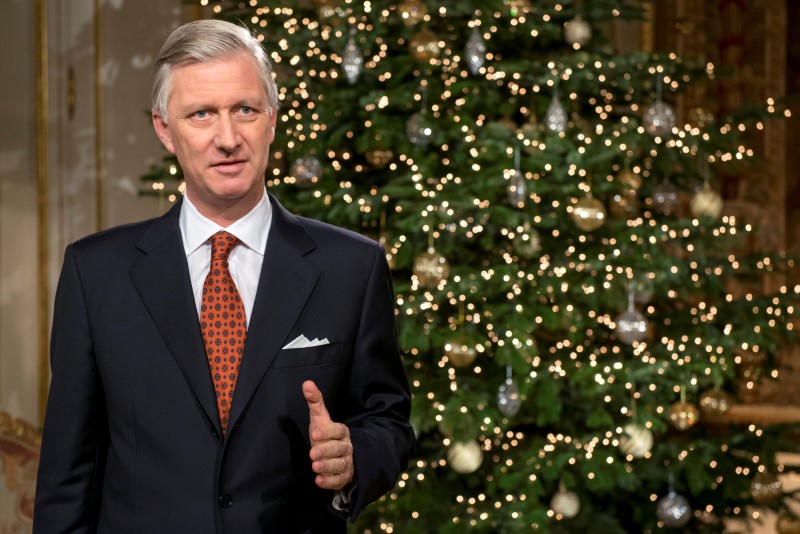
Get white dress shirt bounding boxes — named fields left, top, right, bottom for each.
left=179, top=188, right=272, bottom=326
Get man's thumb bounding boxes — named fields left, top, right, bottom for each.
left=302, top=380, right=331, bottom=423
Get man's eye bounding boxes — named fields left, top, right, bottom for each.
left=240, top=106, right=253, bottom=115
left=193, top=110, right=208, bottom=119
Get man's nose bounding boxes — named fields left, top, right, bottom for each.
left=214, top=113, right=241, bottom=152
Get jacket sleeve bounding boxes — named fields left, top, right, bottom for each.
left=34, top=245, right=108, bottom=533
left=344, top=243, right=415, bottom=520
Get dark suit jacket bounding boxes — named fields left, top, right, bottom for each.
left=33, top=195, right=414, bottom=533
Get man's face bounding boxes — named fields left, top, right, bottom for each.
left=152, top=52, right=277, bottom=217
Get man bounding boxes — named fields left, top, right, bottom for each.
left=34, top=19, right=413, bottom=533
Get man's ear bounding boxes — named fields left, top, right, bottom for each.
left=152, top=112, right=176, bottom=154
left=267, top=107, right=278, bottom=144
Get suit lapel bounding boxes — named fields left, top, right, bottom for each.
left=227, top=195, right=319, bottom=428
left=129, top=201, right=221, bottom=430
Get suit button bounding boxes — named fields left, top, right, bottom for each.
left=219, top=494, right=233, bottom=508
left=210, top=427, right=220, bottom=439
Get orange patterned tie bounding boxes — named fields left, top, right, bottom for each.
left=200, top=231, right=247, bottom=434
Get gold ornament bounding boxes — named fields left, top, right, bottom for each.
left=447, top=441, right=483, bottom=474
left=617, top=169, right=642, bottom=192
left=571, top=194, right=606, bottom=232
left=690, top=185, right=723, bottom=219
left=409, top=29, right=441, bottom=63
left=550, top=484, right=580, bottom=518
left=698, top=387, right=734, bottom=423
left=609, top=192, right=639, bottom=219
left=365, top=149, right=393, bottom=168
left=619, top=423, right=653, bottom=458
left=412, top=247, right=449, bottom=286
left=564, top=16, right=592, bottom=47
left=778, top=514, right=800, bottom=534
left=398, top=0, right=426, bottom=26
left=749, top=471, right=783, bottom=505
left=668, top=401, right=699, bottom=431
left=444, top=338, right=477, bottom=368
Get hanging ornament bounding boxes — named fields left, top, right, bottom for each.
left=668, top=388, right=698, bottom=431
left=342, top=29, right=363, bottom=84
left=617, top=168, right=642, bottom=193
left=398, top=0, right=426, bottom=25
left=642, top=75, right=676, bottom=137
left=412, top=246, right=449, bottom=286
left=651, top=178, right=680, bottom=215
left=550, top=482, right=580, bottom=518
left=619, top=423, right=653, bottom=458
left=447, top=441, right=483, bottom=474
left=571, top=193, right=606, bottom=232
left=656, top=490, right=692, bottom=527
left=615, top=283, right=647, bottom=344
left=749, top=471, right=783, bottom=505
left=564, top=15, right=592, bottom=47
left=609, top=192, right=639, bottom=219
left=777, top=513, right=800, bottom=534
left=698, top=387, right=734, bottom=423
left=513, top=224, right=542, bottom=259
left=444, top=338, right=477, bottom=368
left=506, top=146, right=526, bottom=208
left=365, top=148, right=393, bottom=168
left=497, top=366, right=522, bottom=417
left=545, top=87, right=568, bottom=133
left=289, top=155, right=322, bottom=189
left=409, top=29, right=441, bottom=63
left=465, top=27, right=487, bottom=75
left=313, top=0, right=340, bottom=18
left=406, top=112, right=434, bottom=146
left=690, top=186, right=723, bottom=219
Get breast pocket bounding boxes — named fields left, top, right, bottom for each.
left=272, top=341, right=343, bottom=368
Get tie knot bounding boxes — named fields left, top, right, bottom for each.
left=210, top=231, right=240, bottom=262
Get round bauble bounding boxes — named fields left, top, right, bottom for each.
left=615, top=308, right=647, bottom=344
left=497, top=378, right=521, bottom=417
left=412, top=248, right=449, bottom=286
left=365, top=148, right=393, bottom=168
left=564, top=16, right=592, bottom=47
left=398, top=0, right=426, bottom=25
left=617, top=169, right=642, bottom=192
left=406, top=112, right=434, bottom=146
left=550, top=488, right=580, bottom=518
left=289, top=156, right=322, bottom=189
left=699, top=387, right=734, bottom=423
left=447, top=441, right=483, bottom=474
left=444, top=339, right=477, bottom=368
left=668, top=401, right=699, bottom=431
left=749, top=471, right=783, bottom=505
left=609, top=192, right=639, bottom=219
left=777, top=513, right=800, bottom=534
left=409, top=29, right=441, bottom=63
left=651, top=180, right=680, bottom=215
left=571, top=195, right=606, bottom=232
left=656, top=490, right=691, bottom=528
left=690, top=188, right=723, bottom=219
left=643, top=101, right=676, bottom=137
left=619, top=423, right=653, bottom=458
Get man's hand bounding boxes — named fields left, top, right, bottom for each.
left=302, top=380, right=355, bottom=490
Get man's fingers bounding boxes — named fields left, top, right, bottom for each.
left=311, top=456, right=350, bottom=475
left=315, top=472, right=354, bottom=491
left=302, top=380, right=332, bottom=425
left=309, top=439, right=352, bottom=461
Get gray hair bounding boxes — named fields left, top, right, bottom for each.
left=152, top=19, right=279, bottom=118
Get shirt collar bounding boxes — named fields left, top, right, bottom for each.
left=179, top=188, right=271, bottom=256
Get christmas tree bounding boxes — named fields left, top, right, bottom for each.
left=142, top=0, right=799, bottom=531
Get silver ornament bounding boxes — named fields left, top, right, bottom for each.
left=690, top=186, right=723, bottom=219
left=643, top=100, right=676, bottom=136
left=615, top=284, right=647, bottom=344
left=550, top=485, right=580, bottom=518
left=447, top=441, right=483, bottom=474
left=651, top=179, right=680, bottom=215
left=497, top=366, right=521, bottom=417
left=619, top=423, right=653, bottom=458
left=656, top=490, right=691, bottom=527
left=465, top=27, right=487, bottom=75
left=289, top=156, right=322, bottom=188
left=545, top=94, right=568, bottom=133
left=342, top=33, right=364, bottom=84
left=406, top=112, right=434, bottom=145
left=507, top=169, right=527, bottom=208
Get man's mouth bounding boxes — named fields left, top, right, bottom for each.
left=211, top=160, right=247, bottom=173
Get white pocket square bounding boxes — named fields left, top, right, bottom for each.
left=282, top=334, right=330, bottom=350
